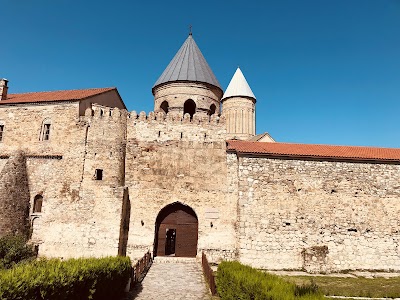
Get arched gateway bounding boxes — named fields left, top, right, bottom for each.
left=154, top=203, right=198, bottom=257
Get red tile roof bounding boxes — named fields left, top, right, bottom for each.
left=0, top=87, right=115, bottom=104
left=227, top=140, right=400, bottom=162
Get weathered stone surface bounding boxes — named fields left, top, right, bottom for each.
left=125, top=113, right=237, bottom=262
left=153, top=82, right=222, bottom=117
left=0, top=152, right=30, bottom=237
left=235, top=156, right=400, bottom=272
left=222, top=96, right=255, bottom=140
left=0, top=90, right=399, bottom=274
left=0, top=103, right=127, bottom=258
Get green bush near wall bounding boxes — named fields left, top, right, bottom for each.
left=0, top=256, right=131, bottom=300
left=0, top=235, right=36, bottom=269
left=216, top=261, right=324, bottom=300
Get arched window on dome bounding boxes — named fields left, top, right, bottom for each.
left=208, top=104, right=216, bottom=116
left=33, top=195, right=43, bottom=213
left=160, top=101, right=169, bottom=114
left=184, top=99, right=196, bottom=119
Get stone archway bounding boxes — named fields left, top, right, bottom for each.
left=154, top=202, right=198, bottom=257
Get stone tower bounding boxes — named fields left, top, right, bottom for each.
left=152, top=34, right=223, bottom=118
left=222, top=67, right=256, bottom=140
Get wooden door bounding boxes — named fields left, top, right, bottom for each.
left=155, top=203, right=198, bottom=257
left=175, top=223, right=198, bottom=257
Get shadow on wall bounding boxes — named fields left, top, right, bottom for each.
left=118, top=187, right=131, bottom=256
left=0, top=151, right=31, bottom=238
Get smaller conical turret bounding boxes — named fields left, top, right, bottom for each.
left=222, top=68, right=256, bottom=101
left=222, top=67, right=256, bottom=140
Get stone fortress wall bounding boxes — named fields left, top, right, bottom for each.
left=3, top=33, right=400, bottom=274
left=124, top=111, right=238, bottom=262
left=0, top=102, right=84, bottom=246
left=1, top=98, right=400, bottom=273
left=234, top=155, right=400, bottom=273
left=0, top=103, right=127, bottom=258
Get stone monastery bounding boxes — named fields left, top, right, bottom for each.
left=1, top=33, right=400, bottom=273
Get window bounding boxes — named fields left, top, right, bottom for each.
left=40, top=119, right=51, bottom=141
left=183, top=99, right=196, bottom=119
left=95, top=169, right=103, bottom=180
left=43, top=124, right=50, bottom=140
left=0, top=124, right=4, bottom=142
left=208, top=104, right=216, bottom=116
left=160, top=101, right=169, bottom=114
left=33, top=195, right=43, bottom=213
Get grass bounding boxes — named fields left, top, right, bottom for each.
left=284, top=275, right=400, bottom=298
left=217, top=261, right=324, bottom=300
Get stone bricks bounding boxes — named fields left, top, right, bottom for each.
left=235, top=156, right=400, bottom=272
left=1, top=91, right=400, bottom=274
left=0, top=152, right=30, bottom=237
left=125, top=112, right=237, bottom=262
left=153, top=82, right=222, bottom=117
left=222, top=96, right=255, bottom=140
left=0, top=102, right=127, bottom=258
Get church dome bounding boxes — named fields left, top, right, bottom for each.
left=152, top=34, right=222, bottom=94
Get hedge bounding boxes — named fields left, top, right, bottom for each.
left=0, top=256, right=131, bottom=300
left=0, top=235, right=36, bottom=269
left=216, top=261, right=324, bottom=300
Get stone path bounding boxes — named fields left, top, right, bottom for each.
left=125, top=257, right=212, bottom=300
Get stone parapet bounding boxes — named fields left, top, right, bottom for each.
left=127, top=111, right=226, bottom=143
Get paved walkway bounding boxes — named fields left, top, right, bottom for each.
left=125, top=257, right=212, bottom=300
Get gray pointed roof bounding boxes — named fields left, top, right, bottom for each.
left=222, top=67, right=256, bottom=100
left=153, top=34, right=221, bottom=91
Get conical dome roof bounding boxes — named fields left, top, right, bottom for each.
left=222, top=67, right=256, bottom=100
left=153, top=34, right=221, bottom=91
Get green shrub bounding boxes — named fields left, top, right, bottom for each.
left=0, top=256, right=131, bottom=300
left=216, top=261, right=324, bottom=300
left=0, top=235, right=36, bottom=269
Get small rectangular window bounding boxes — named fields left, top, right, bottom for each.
left=0, top=125, right=4, bottom=142
left=43, top=124, right=51, bottom=141
left=95, top=169, right=103, bottom=180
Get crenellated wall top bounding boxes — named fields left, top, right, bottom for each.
left=127, top=111, right=225, bottom=126
left=84, top=105, right=128, bottom=119
left=83, top=106, right=225, bottom=126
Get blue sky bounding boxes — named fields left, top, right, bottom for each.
left=2, top=0, right=400, bottom=147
